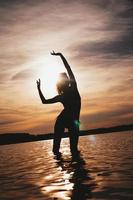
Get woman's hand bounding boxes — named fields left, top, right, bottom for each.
left=50, top=50, right=62, bottom=56
left=36, top=79, right=41, bottom=89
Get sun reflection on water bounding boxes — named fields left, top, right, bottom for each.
left=35, top=139, right=94, bottom=200
left=89, top=135, right=96, bottom=142
left=0, top=132, right=133, bottom=199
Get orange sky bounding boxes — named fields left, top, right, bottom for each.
left=0, top=0, right=133, bottom=134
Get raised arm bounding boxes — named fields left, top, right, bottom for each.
left=51, top=51, right=77, bottom=86
left=36, top=79, right=62, bottom=104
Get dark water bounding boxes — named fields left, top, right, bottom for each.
left=0, top=131, right=133, bottom=200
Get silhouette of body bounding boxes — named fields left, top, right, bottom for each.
left=37, top=51, right=81, bottom=156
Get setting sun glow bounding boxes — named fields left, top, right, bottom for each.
left=37, top=55, right=65, bottom=97
left=0, top=0, right=133, bottom=134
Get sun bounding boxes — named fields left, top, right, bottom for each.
left=37, top=55, right=65, bottom=98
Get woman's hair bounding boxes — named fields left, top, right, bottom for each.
left=56, top=72, right=70, bottom=94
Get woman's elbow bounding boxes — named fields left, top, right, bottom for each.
left=41, top=99, right=47, bottom=104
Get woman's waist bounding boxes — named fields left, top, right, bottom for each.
left=59, top=109, right=80, bottom=119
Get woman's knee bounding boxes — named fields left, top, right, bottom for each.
left=68, top=122, right=79, bottom=133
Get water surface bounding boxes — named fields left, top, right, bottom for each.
left=0, top=131, right=133, bottom=199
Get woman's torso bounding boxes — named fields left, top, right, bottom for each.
left=61, top=86, right=81, bottom=121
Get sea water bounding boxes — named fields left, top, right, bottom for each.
left=0, top=131, right=133, bottom=200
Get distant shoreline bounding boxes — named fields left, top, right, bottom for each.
left=0, top=124, right=133, bottom=146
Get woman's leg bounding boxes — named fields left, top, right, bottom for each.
left=68, top=122, right=79, bottom=155
left=53, top=116, right=65, bottom=154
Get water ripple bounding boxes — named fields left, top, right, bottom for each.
left=0, top=131, right=133, bottom=199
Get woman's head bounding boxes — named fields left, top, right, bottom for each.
left=56, top=72, right=70, bottom=94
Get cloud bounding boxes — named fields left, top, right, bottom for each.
left=0, top=0, right=132, bottom=133
left=107, top=78, right=133, bottom=93
left=81, top=102, right=133, bottom=129
left=68, top=0, right=133, bottom=59
left=0, top=119, right=20, bottom=126
left=75, top=31, right=133, bottom=59
left=81, top=75, right=133, bottom=129
left=11, top=69, right=35, bottom=80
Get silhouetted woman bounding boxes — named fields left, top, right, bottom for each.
left=36, top=51, right=81, bottom=156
